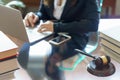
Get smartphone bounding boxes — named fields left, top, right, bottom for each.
left=49, top=34, right=71, bottom=46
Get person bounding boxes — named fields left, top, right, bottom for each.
left=17, top=0, right=100, bottom=80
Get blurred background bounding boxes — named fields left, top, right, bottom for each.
left=0, top=0, right=120, bottom=18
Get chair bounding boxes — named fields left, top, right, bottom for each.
left=18, top=0, right=102, bottom=79
left=58, top=0, right=103, bottom=71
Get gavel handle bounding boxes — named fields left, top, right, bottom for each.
left=75, top=49, right=96, bottom=59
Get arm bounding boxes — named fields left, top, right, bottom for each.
left=35, top=0, right=51, bottom=20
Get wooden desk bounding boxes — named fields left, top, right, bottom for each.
left=6, top=28, right=120, bottom=80
left=8, top=22, right=120, bottom=80
left=10, top=35, right=120, bottom=80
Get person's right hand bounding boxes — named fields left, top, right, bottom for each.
left=23, top=12, right=39, bottom=27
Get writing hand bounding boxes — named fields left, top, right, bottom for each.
left=23, top=12, right=39, bottom=27
left=37, top=21, right=54, bottom=33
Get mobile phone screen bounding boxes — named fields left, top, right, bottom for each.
left=49, top=34, right=71, bottom=45
left=52, top=35, right=68, bottom=43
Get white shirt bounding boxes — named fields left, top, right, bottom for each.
left=53, top=0, right=67, bottom=20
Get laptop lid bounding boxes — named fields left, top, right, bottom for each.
left=0, top=4, right=29, bottom=42
left=0, top=5, right=52, bottom=43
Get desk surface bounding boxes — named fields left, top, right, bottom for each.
left=13, top=48, right=120, bottom=80
left=11, top=19, right=120, bottom=80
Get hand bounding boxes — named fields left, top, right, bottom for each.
left=23, top=12, right=39, bottom=27
left=37, top=21, right=54, bottom=33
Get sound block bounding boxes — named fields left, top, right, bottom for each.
left=87, top=60, right=116, bottom=77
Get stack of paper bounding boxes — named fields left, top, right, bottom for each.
left=0, top=31, right=19, bottom=80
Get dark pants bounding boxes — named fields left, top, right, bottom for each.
left=17, top=40, right=82, bottom=80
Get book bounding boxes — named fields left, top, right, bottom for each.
left=0, top=31, right=18, bottom=60
left=101, top=45, right=120, bottom=63
left=100, top=25, right=120, bottom=46
left=100, top=39, right=120, bottom=54
left=0, top=57, right=19, bottom=74
left=0, top=70, right=15, bottom=80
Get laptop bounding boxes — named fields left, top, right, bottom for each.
left=0, top=4, right=53, bottom=44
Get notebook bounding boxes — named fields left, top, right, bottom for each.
left=0, top=4, right=53, bottom=43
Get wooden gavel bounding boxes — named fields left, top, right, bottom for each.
left=75, top=49, right=111, bottom=68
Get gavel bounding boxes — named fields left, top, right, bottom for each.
left=75, top=49, right=115, bottom=77
left=75, top=49, right=111, bottom=69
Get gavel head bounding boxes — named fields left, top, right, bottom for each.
left=94, top=56, right=111, bottom=68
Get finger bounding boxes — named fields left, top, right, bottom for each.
left=41, top=28, right=47, bottom=32
left=24, top=20, right=28, bottom=26
left=37, top=27, right=45, bottom=32
left=29, top=14, right=35, bottom=27
left=23, top=19, right=27, bottom=26
left=33, top=15, right=39, bottom=24
left=37, top=28, right=47, bottom=33
left=37, top=26, right=47, bottom=33
left=23, top=16, right=30, bottom=27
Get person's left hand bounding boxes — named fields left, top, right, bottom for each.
left=37, top=21, right=54, bottom=33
